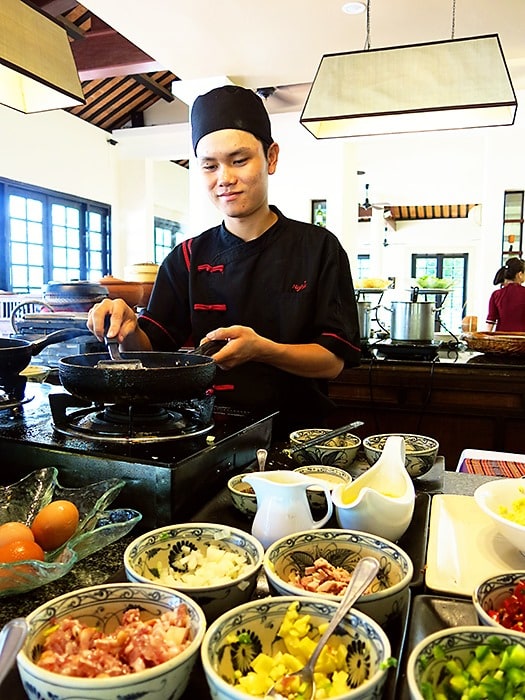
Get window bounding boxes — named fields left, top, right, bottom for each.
left=356, top=254, right=370, bottom=280
left=311, top=200, right=326, bottom=227
left=502, top=190, right=524, bottom=264
left=153, top=217, right=183, bottom=263
left=0, top=179, right=110, bottom=294
left=411, top=253, right=468, bottom=335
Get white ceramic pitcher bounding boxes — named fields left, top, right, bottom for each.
left=243, top=470, right=333, bottom=549
left=331, top=435, right=415, bottom=541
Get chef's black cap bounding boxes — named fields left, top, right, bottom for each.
left=191, top=85, right=274, bottom=155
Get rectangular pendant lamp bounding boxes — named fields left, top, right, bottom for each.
left=300, top=34, right=517, bottom=139
left=0, top=0, right=85, bottom=113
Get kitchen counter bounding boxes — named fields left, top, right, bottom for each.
left=328, top=355, right=525, bottom=468
left=0, top=460, right=498, bottom=699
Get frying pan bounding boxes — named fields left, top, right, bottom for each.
left=0, top=328, right=93, bottom=377
left=58, top=340, right=224, bottom=405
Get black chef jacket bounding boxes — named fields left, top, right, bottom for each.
left=139, top=206, right=361, bottom=436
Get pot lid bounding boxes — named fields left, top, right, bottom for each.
left=43, top=281, right=109, bottom=298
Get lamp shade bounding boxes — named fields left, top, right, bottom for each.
left=300, top=34, right=517, bottom=139
left=0, top=0, right=85, bottom=113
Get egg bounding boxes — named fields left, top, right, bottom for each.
left=31, top=500, right=80, bottom=552
left=0, top=539, right=45, bottom=564
left=0, top=521, right=35, bottom=548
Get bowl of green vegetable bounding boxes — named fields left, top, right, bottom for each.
left=201, top=596, right=393, bottom=700
left=407, top=626, right=525, bottom=699
left=415, top=275, right=454, bottom=290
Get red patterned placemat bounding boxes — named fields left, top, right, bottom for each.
left=460, top=458, right=525, bottom=477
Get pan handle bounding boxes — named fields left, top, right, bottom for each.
left=187, top=339, right=227, bottom=357
left=30, top=328, right=94, bottom=356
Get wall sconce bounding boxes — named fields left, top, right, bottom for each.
left=300, top=34, right=517, bottom=139
left=0, top=0, right=85, bottom=113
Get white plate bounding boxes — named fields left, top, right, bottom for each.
left=426, top=494, right=525, bottom=596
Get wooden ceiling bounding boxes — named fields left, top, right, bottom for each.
left=29, top=0, right=189, bottom=166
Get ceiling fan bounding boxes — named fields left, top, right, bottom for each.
left=360, top=183, right=391, bottom=211
left=255, top=84, right=310, bottom=111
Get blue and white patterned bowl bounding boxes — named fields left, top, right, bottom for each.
left=263, top=528, right=413, bottom=625
left=201, top=595, right=392, bottom=700
left=407, top=626, right=525, bottom=700
left=289, top=428, right=361, bottom=469
left=473, top=570, right=525, bottom=630
left=17, top=582, right=206, bottom=700
left=363, top=433, right=438, bottom=478
left=124, top=523, right=264, bottom=621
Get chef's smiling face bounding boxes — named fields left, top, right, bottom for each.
left=196, top=129, right=278, bottom=222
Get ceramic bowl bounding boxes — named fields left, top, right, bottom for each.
left=124, top=522, right=264, bottom=621
left=474, top=478, right=525, bottom=554
left=473, top=570, right=525, bottom=630
left=227, top=473, right=257, bottom=517
left=362, top=433, right=439, bottom=478
left=263, top=528, right=413, bottom=625
left=201, top=595, right=392, bottom=700
left=0, top=467, right=141, bottom=596
left=407, top=626, right=525, bottom=700
left=289, top=428, right=361, bottom=469
left=293, top=465, right=352, bottom=510
left=17, top=582, right=206, bottom=700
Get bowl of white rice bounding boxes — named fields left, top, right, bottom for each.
left=124, top=522, right=264, bottom=621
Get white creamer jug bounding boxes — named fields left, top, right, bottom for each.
left=243, top=470, right=333, bottom=549
left=331, top=435, right=415, bottom=541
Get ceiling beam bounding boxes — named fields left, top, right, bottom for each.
left=133, top=75, right=174, bottom=102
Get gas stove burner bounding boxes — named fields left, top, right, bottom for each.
left=0, top=375, right=32, bottom=410
left=49, top=393, right=214, bottom=443
left=371, top=339, right=440, bottom=361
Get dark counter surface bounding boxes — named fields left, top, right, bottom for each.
left=0, top=459, right=497, bottom=699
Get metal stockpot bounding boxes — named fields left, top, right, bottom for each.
left=390, top=301, right=435, bottom=342
left=357, top=301, right=371, bottom=340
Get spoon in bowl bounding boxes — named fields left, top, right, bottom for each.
left=264, top=556, right=379, bottom=700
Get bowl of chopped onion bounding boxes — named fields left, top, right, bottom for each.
left=474, top=478, right=525, bottom=555
left=473, top=570, right=525, bottom=631
left=124, top=522, right=265, bottom=621
left=16, top=582, right=206, bottom=700
left=201, top=595, right=393, bottom=700
left=263, top=528, right=413, bottom=625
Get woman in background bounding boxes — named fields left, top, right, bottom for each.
left=486, top=257, right=525, bottom=332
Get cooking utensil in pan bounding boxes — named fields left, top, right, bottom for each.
left=58, top=339, right=226, bottom=404
left=0, top=328, right=93, bottom=377
left=97, top=336, right=144, bottom=370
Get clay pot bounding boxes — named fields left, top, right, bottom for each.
left=98, top=276, right=144, bottom=308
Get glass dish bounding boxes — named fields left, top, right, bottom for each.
left=0, top=467, right=141, bottom=596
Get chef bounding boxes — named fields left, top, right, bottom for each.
left=88, top=85, right=361, bottom=436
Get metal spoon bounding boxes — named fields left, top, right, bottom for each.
left=257, top=448, right=268, bottom=471
left=0, top=617, right=28, bottom=686
left=264, top=556, right=379, bottom=700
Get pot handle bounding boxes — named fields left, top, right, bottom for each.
left=30, top=328, right=94, bottom=356
left=187, top=339, right=227, bottom=357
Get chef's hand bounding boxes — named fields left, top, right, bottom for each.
left=204, top=326, right=261, bottom=369
left=87, top=298, right=152, bottom=350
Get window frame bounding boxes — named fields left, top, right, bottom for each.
left=0, top=177, right=111, bottom=293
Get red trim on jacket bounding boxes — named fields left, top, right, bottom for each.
left=197, top=264, right=224, bottom=273
left=193, top=304, right=227, bottom=311
left=139, top=313, right=179, bottom=345
left=182, top=238, right=193, bottom=270
left=321, top=331, right=361, bottom=353
left=213, top=384, right=235, bottom=392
